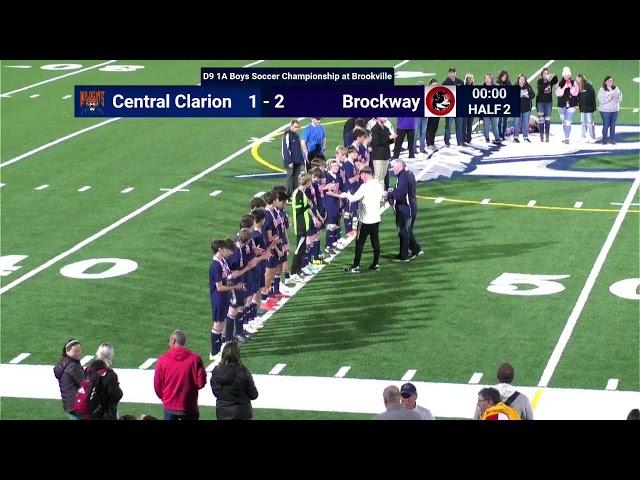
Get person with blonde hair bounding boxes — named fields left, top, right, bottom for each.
left=210, top=342, right=259, bottom=420
left=84, top=342, right=123, bottom=419
left=576, top=74, right=597, bottom=143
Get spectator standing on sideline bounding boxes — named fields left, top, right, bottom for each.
left=473, top=362, right=534, bottom=420
left=210, top=341, right=259, bottom=420
left=84, top=342, right=123, bottom=420
left=556, top=66, right=579, bottom=144
left=598, top=75, right=622, bottom=145
left=576, top=74, right=597, bottom=143
left=282, top=119, right=306, bottom=199
left=154, top=330, right=207, bottom=420
left=536, top=67, right=558, bottom=142
left=414, top=81, right=428, bottom=153
left=400, top=383, right=434, bottom=420
left=375, top=385, right=423, bottom=420
left=442, top=67, right=464, bottom=146
left=53, top=338, right=84, bottom=420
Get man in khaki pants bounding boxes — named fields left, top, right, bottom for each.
left=370, top=117, right=397, bottom=188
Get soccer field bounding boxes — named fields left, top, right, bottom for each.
left=1, top=59, right=638, bottom=419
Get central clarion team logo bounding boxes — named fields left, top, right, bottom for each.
left=425, top=86, right=455, bottom=116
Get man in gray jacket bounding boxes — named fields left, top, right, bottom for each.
left=473, top=362, right=534, bottom=420
left=375, top=385, right=423, bottom=420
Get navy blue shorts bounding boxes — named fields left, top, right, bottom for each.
left=211, top=295, right=230, bottom=323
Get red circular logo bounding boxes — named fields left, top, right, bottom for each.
left=425, top=86, right=455, bottom=116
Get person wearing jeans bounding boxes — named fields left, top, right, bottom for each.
left=536, top=68, right=558, bottom=142
left=556, top=66, right=579, bottom=143
left=598, top=75, right=622, bottom=144
left=514, top=74, right=535, bottom=142
left=576, top=74, right=597, bottom=142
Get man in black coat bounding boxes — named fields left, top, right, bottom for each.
left=370, top=117, right=397, bottom=189
left=282, top=119, right=305, bottom=199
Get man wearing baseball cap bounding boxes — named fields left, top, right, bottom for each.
left=400, top=382, right=435, bottom=420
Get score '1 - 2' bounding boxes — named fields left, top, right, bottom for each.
left=249, top=94, right=285, bottom=109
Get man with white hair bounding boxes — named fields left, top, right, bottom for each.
left=400, top=383, right=434, bottom=420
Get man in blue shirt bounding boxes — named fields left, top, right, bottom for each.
left=301, top=118, right=326, bottom=169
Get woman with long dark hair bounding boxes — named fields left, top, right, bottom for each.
left=211, top=342, right=259, bottom=420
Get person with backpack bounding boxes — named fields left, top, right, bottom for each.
left=53, top=338, right=84, bottom=420
left=477, top=387, right=521, bottom=420
left=76, top=343, right=123, bottom=420
left=473, top=362, right=534, bottom=420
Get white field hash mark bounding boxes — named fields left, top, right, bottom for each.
left=35, top=184, right=49, bottom=190
left=538, top=174, right=640, bottom=387
left=9, top=353, right=31, bottom=364
left=0, top=120, right=296, bottom=295
left=121, top=187, right=134, bottom=193
left=269, top=363, right=287, bottom=375
left=78, top=186, right=91, bottom=192
left=468, top=372, right=483, bottom=384
left=401, top=369, right=417, bottom=381
left=335, top=366, right=351, bottom=378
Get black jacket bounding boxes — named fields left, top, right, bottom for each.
left=370, top=122, right=393, bottom=160
left=578, top=82, right=596, bottom=113
left=211, top=363, right=259, bottom=420
left=53, top=356, right=84, bottom=412
left=537, top=75, right=558, bottom=104
left=282, top=128, right=305, bottom=167
left=519, top=84, right=535, bottom=113
left=86, top=359, right=123, bottom=420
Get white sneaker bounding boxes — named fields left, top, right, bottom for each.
left=302, top=267, right=314, bottom=276
left=289, top=273, right=303, bottom=283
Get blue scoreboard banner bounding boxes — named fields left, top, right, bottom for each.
left=75, top=85, right=521, bottom=118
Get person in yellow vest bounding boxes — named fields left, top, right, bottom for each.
left=477, top=387, right=521, bottom=420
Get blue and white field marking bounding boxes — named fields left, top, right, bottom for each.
left=3, top=362, right=638, bottom=419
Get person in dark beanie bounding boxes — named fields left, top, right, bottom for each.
left=53, top=338, right=84, bottom=419
left=211, top=341, right=259, bottom=420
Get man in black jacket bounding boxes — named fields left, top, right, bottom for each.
left=282, top=119, right=305, bottom=199
left=370, top=117, right=397, bottom=189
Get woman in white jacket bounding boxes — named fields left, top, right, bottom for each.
left=597, top=75, right=622, bottom=144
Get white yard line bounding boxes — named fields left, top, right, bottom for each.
left=0, top=118, right=121, bottom=169
left=80, top=355, right=94, bottom=366
left=243, top=60, right=265, bottom=68
left=538, top=174, right=640, bottom=387
left=401, top=369, right=417, bottom=381
left=2, top=363, right=638, bottom=419
left=394, top=60, right=410, bottom=69
left=0, top=120, right=295, bottom=295
left=269, top=363, right=287, bottom=375
left=1, top=60, right=266, bottom=170
left=606, top=379, right=619, bottom=391
left=8, top=353, right=30, bottom=364
left=138, top=358, right=156, bottom=370
left=0, top=60, right=117, bottom=97
left=62, top=94, right=72, bottom=100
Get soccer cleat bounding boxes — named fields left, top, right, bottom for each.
left=391, top=256, right=410, bottom=262
left=368, top=264, right=380, bottom=271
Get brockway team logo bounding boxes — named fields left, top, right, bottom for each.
left=425, top=86, right=455, bottom=116
left=79, top=90, right=105, bottom=115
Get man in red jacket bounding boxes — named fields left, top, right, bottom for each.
left=154, top=330, right=207, bottom=420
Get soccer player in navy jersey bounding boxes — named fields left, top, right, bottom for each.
left=272, top=187, right=293, bottom=291
left=250, top=208, right=269, bottom=321
left=323, top=159, right=342, bottom=254
left=342, top=146, right=362, bottom=236
left=209, top=239, right=245, bottom=361
left=261, top=192, right=284, bottom=311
